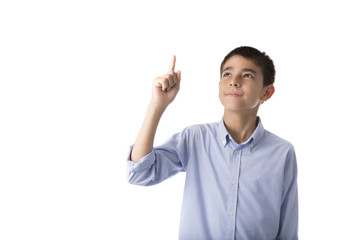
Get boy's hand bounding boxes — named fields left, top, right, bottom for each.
left=151, top=55, right=181, bottom=111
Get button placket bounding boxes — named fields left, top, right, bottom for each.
left=226, top=147, right=242, bottom=238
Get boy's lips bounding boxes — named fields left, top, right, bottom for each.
left=226, top=92, right=243, bottom=97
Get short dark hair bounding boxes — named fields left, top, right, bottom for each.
left=220, top=46, right=276, bottom=86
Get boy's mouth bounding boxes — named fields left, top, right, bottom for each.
left=226, top=92, right=243, bottom=97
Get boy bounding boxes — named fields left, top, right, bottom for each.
left=127, top=46, right=298, bottom=239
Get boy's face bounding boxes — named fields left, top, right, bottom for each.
left=219, top=55, right=273, bottom=113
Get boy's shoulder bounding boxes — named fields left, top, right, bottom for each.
left=263, top=128, right=295, bottom=152
left=178, top=121, right=220, bottom=141
left=183, top=121, right=219, bottom=134
left=185, top=121, right=219, bottom=130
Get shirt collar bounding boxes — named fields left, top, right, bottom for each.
left=218, top=116, right=265, bottom=149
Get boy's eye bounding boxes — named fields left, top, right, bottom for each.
left=223, top=73, right=231, bottom=77
left=243, top=73, right=253, bottom=78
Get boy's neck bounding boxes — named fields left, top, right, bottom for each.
left=223, top=110, right=258, bottom=144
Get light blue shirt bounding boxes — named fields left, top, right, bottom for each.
left=127, top=117, right=298, bottom=240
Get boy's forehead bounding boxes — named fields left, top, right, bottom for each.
left=223, top=55, right=259, bottom=70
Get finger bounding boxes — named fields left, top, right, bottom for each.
left=167, top=55, right=176, bottom=73
left=153, top=77, right=168, bottom=92
left=167, top=74, right=175, bottom=91
left=162, top=78, right=170, bottom=92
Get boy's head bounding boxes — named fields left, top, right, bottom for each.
left=218, top=46, right=276, bottom=112
left=220, top=46, right=275, bottom=87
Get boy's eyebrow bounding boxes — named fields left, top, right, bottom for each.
left=222, top=66, right=257, bottom=75
left=243, top=68, right=257, bottom=74
left=222, top=66, right=233, bottom=72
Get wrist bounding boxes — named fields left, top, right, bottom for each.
left=148, top=100, right=167, bottom=115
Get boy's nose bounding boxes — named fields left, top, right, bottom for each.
left=230, top=82, right=240, bottom=87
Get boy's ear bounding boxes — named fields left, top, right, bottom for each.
left=260, top=85, right=275, bottom=102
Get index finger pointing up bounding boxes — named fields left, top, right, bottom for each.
left=168, top=55, right=176, bottom=72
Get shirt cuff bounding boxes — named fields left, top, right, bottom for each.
left=126, top=145, right=156, bottom=172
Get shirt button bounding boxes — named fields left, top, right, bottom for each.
left=235, top=150, right=239, bottom=154
left=250, top=144, right=254, bottom=148
left=232, top=180, right=236, bottom=185
left=222, top=140, right=226, bottom=145
left=229, top=211, right=234, bottom=216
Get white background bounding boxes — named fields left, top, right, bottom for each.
left=1, top=0, right=359, bottom=239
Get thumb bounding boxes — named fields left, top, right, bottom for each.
left=176, top=70, right=181, bottom=82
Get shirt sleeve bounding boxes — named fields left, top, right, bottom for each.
left=126, top=129, right=190, bottom=186
left=276, top=146, right=298, bottom=240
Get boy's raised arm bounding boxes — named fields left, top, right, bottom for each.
left=130, top=55, right=181, bottom=163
